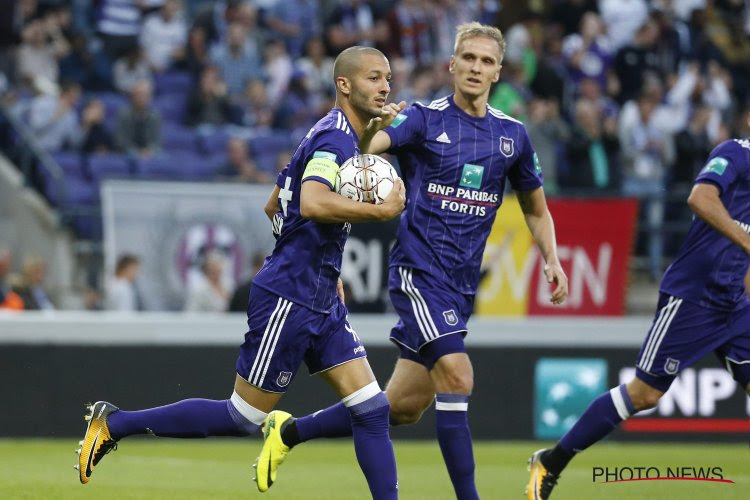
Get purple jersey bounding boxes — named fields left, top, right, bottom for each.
left=253, top=108, right=358, bottom=312
left=384, top=95, right=543, bottom=294
left=660, top=139, right=750, bottom=311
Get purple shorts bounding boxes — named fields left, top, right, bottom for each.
left=635, top=293, right=750, bottom=392
left=388, top=266, right=474, bottom=369
left=235, top=285, right=366, bottom=393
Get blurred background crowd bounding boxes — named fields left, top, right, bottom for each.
left=1, top=0, right=750, bottom=312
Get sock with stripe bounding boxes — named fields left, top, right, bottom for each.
left=107, top=392, right=266, bottom=439
left=436, top=394, right=478, bottom=500
left=346, top=382, right=398, bottom=500
left=546, top=384, right=636, bottom=474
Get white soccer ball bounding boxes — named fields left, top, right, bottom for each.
left=335, top=154, right=398, bottom=204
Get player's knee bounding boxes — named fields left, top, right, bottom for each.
left=438, top=370, right=473, bottom=395
left=389, top=399, right=427, bottom=426
left=628, top=386, right=662, bottom=411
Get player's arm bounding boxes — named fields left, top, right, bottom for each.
left=359, top=101, right=406, bottom=154
left=264, top=185, right=281, bottom=221
left=300, top=179, right=404, bottom=223
left=687, top=182, right=750, bottom=254
left=517, top=187, right=568, bottom=304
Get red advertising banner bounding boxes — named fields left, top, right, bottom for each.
left=477, top=197, right=638, bottom=316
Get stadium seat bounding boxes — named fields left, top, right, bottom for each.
left=153, top=93, right=187, bottom=124
left=135, top=154, right=187, bottom=180
left=154, top=71, right=194, bottom=96
left=51, top=151, right=84, bottom=177
left=87, top=153, right=133, bottom=181
left=162, top=123, right=200, bottom=154
left=89, top=92, right=129, bottom=123
left=199, top=129, right=230, bottom=155
left=178, top=152, right=223, bottom=180
left=41, top=171, right=98, bottom=207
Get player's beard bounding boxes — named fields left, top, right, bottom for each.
left=350, top=86, right=381, bottom=120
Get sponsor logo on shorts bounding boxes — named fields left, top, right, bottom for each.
left=276, top=371, right=293, bottom=387
left=664, top=357, right=680, bottom=374
left=443, top=309, right=458, bottom=326
left=353, top=346, right=365, bottom=355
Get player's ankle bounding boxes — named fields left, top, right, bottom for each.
left=280, top=417, right=300, bottom=448
left=541, top=445, right=573, bottom=476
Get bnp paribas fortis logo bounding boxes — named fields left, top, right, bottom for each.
left=460, top=164, right=484, bottom=189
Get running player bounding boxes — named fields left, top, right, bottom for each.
left=526, top=132, right=750, bottom=499
left=77, top=46, right=405, bottom=500
left=257, top=23, right=568, bottom=500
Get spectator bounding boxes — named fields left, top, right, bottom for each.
left=263, top=40, right=293, bottom=108
left=115, top=79, right=161, bottom=157
left=564, top=98, right=620, bottom=191
left=599, top=0, right=649, bottom=51
left=296, top=37, right=335, bottom=104
left=81, top=99, right=115, bottom=154
left=95, top=0, right=144, bottom=62
left=14, top=256, right=55, bottom=310
left=185, top=65, right=233, bottom=127
left=216, top=137, right=272, bottom=183
left=209, top=22, right=263, bottom=98
left=105, top=254, right=141, bottom=311
left=613, top=20, right=662, bottom=103
left=671, top=103, right=713, bottom=188
left=113, top=46, right=152, bottom=94
left=16, top=17, right=70, bottom=87
left=394, top=64, right=436, bottom=104
left=0, top=247, right=24, bottom=310
left=184, top=25, right=210, bottom=75
left=184, top=250, right=230, bottom=312
left=562, top=11, right=613, bottom=94
left=550, top=0, right=598, bottom=36
left=618, top=87, right=675, bottom=280
left=240, top=78, right=274, bottom=130
left=488, top=61, right=530, bottom=119
left=265, top=0, right=320, bottom=58
left=430, top=0, right=477, bottom=62
left=526, top=98, right=570, bottom=195
left=191, top=0, right=249, bottom=46
left=140, top=0, right=188, bottom=73
left=227, top=251, right=265, bottom=312
left=325, top=0, right=385, bottom=56
left=384, top=0, right=433, bottom=67
left=28, top=80, right=82, bottom=151
left=59, top=32, right=111, bottom=90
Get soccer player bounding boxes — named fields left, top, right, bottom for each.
left=257, top=23, right=569, bottom=499
left=526, top=132, right=750, bottom=499
left=77, top=46, right=405, bottom=500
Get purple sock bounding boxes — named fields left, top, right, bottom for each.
left=348, top=392, right=398, bottom=500
left=297, top=402, right=353, bottom=442
left=559, top=384, right=636, bottom=455
left=435, top=394, right=478, bottom=500
left=107, top=398, right=261, bottom=439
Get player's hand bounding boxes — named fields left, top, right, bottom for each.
left=365, top=101, right=406, bottom=136
left=378, top=178, right=406, bottom=220
left=545, top=262, right=568, bottom=305
left=337, top=277, right=346, bottom=303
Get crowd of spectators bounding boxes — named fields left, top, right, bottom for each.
left=1, top=0, right=750, bottom=297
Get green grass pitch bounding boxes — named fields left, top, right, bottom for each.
left=0, top=439, right=747, bottom=499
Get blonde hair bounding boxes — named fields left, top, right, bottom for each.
left=454, top=22, right=506, bottom=63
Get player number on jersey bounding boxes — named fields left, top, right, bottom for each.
left=279, top=176, right=293, bottom=216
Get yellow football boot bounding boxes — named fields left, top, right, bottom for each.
left=253, top=410, right=293, bottom=492
left=76, top=401, right=119, bottom=484
left=526, top=448, right=559, bottom=500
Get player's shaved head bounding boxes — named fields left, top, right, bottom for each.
left=333, top=46, right=387, bottom=80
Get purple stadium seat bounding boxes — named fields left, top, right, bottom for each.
left=200, top=129, right=230, bottom=155
left=182, top=152, right=224, bottom=180
left=135, top=154, right=187, bottom=179
left=153, top=93, right=186, bottom=124
left=71, top=213, right=102, bottom=240
left=162, top=123, right=199, bottom=153
left=90, top=92, right=129, bottom=122
left=42, top=171, right=98, bottom=207
left=154, top=71, right=194, bottom=96
left=51, top=151, right=84, bottom=177
left=87, top=153, right=133, bottom=181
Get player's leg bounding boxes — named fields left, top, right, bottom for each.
left=526, top=294, right=725, bottom=500
left=320, top=357, right=398, bottom=500
left=427, top=338, right=478, bottom=500
left=77, top=287, right=293, bottom=485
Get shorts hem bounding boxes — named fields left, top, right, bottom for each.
left=389, top=329, right=467, bottom=354
left=235, top=372, right=286, bottom=394
left=308, top=353, right=368, bottom=376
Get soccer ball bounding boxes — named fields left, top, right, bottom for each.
left=335, top=154, right=398, bottom=204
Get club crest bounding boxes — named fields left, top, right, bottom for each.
left=664, top=358, right=680, bottom=375
left=500, top=137, right=514, bottom=157
left=443, top=309, right=458, bottom=326
left=276, top=371, right=293, bottom=387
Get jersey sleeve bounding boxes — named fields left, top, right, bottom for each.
left=508, top=125, right=544, bottom=191
left=383, top=103, right=426, bottom=150
left=695, top=140, right=746, bottom=194
left=301, top=128, right=355, bottom=190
